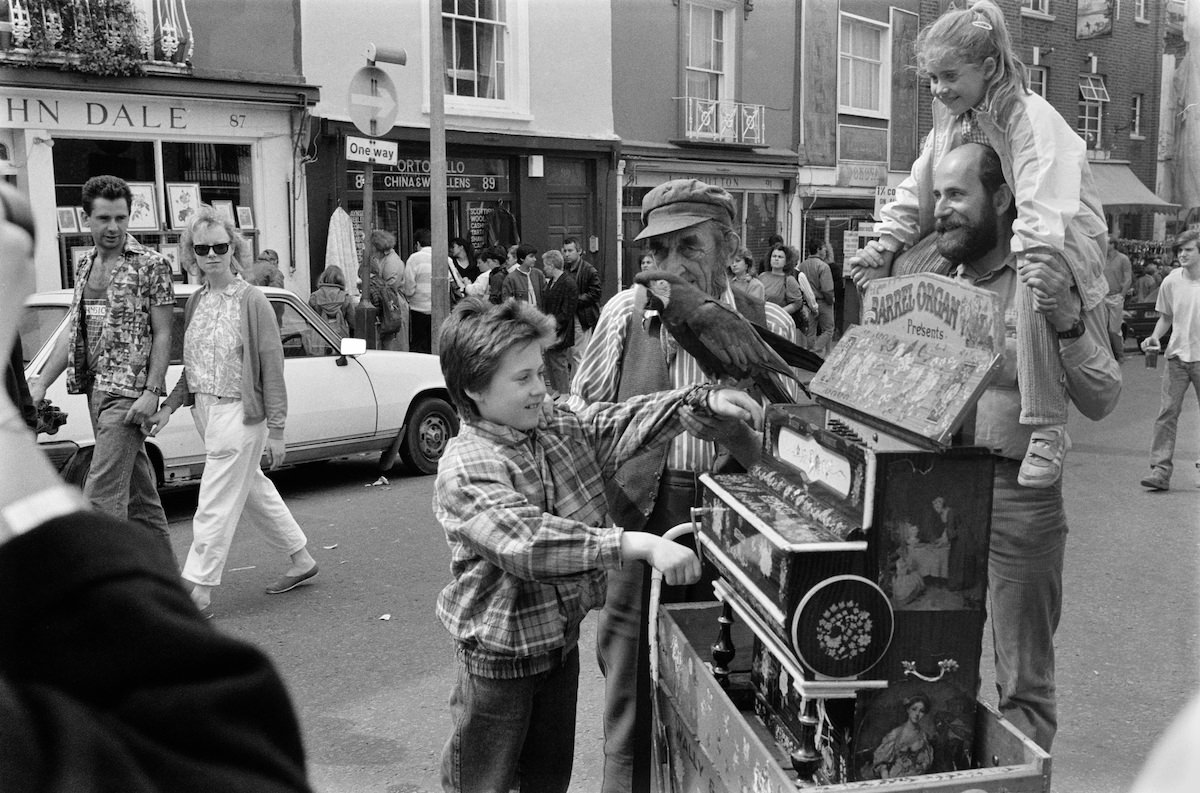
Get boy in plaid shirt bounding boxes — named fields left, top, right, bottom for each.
left=434, top=297, right=759, bottom=793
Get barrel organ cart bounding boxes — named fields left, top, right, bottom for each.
left=654, top=274, right=1051, bottom=791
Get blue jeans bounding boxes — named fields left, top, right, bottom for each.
left=989, top=458, right=1066, bottom=751
left=441, top=648, right=579, bottom=793
left=1149, top=356, right=1200, bottom=480
left=86, top=389, right=173, bottom=559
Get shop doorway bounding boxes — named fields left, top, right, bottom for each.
left=405, top=197, right=462, bottom=258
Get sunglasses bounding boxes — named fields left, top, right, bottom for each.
left=192, top=243, right=231, bottom=256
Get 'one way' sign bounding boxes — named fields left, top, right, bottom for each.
left=345, top=136, right=398, bottom=167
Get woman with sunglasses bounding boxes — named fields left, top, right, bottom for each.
left=148, top=206, right=318, bottom=617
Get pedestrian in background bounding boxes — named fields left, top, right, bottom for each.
left=638, top=252, right=656, bottom=272
left=449, top=236, right=479, bottom=305
left=1103, top=233, right=1133, bottom=362
left=249, top=248, right=285, bottom=288
left=404, top=229, right=434, bottom=353
left=797, top=240, right=836, bottom=354
left=758, top=242, right=817, bottom=333
left=149, top=206, right=318, bottom=616
left=562, top=237, right=601, bottom=368
left=728, top=248, right=766, bottom=325
left=28, top=174, right=175, bottom=559
left=465, top=246, right=506, bottom=304
left=371, top=229, right=405, bottom=288
left=501, top=244, right=544, bottom=308
left=1139, top=230, right=1200, bottom=492
left=541, top=249, right=578, bottom=395
left=309, top=265, right=355, bottom=337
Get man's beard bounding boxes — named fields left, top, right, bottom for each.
left=936, top=216, right=998, bottom=265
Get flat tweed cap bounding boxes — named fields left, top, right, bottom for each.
left=635, top=179, right=736, bottom=241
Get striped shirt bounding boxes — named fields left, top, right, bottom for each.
left=434, top=385, right=708, bottom=679
left=569, top=285, right=800, bottom=471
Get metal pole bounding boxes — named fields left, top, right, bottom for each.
left=429, top=0, right=449, bottom=354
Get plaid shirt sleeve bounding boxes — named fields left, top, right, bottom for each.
left=435, top=437, right=623, bottom=584
left=564, top=385, right=706, bottom=479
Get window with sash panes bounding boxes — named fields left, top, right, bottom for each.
left=839, top=15, right=889, bottom=117
left=1028, top=65, right=1047, bottom=98
left=685, top=1, right=734, bottom=103
left=443, top=0, right=506, bottom=100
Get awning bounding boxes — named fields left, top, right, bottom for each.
left=1090, top=162, right=1180, bottom=214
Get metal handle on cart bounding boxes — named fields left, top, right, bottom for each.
left=901, top=658, right=959, bottom=682
left=649, top=522, right=696, bottom=793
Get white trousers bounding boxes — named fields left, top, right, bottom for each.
left=182, top=395, right=308, bottom=587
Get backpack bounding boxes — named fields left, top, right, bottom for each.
left=370, top=275, right=408, bottom=336
left=317, top=300, right=349, bottom=336
left=309, top=286, right=351, bottom=336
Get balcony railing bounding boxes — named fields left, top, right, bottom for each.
left=680, top=96, right=765, bottom=146
left=0, top=0, right=193, bottom=77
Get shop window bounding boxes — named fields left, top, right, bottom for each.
left=839, top=14, right=889, bottom=119
left=51, top=138, right=257, bottom=287
left=161, top=142, right=253, bottom=210
left=52, top=139, right=156, bottom=209
left=743, top=193, right=778, bottom=264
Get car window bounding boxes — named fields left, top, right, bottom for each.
left=18, top=306, right=67, bottom=366
left=275, top=301, right=336, bottom=358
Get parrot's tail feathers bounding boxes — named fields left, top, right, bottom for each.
left=752, top=322, right=826, bottom=372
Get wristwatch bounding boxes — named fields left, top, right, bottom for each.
left=1055, top=318, right=1086, bottom=340
left=143, top=384, right=166, bottom=397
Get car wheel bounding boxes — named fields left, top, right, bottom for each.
left=399, top=397, right=458, bottom=475
left=60, top=445, right=93, bottom=487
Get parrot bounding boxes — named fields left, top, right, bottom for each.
left=633, top=269, right=819, bottom=404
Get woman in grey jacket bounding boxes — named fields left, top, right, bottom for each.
left=149, top=207, right=318, bottom=616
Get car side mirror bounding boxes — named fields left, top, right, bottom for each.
left=336, top=336, right=367, bottom=366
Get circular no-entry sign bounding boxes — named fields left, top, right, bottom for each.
left=348, top=66, right=398, bottom=137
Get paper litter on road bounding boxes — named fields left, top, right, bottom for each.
left=366, top=476, right=389, bottom=487
left=322, top=544, right=339, bottom=550
left=379, top=614, right=392, bottom=621
left=229, top=566, right=257, bottom=572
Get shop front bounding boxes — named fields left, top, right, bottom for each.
left=306, top=123, right=618, bottom=295
left=619, top=153, right=795, bottom=289
left=0, top=77, right=316, bottom=292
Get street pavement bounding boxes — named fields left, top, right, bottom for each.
left=160, top=350, right=1198, bottom=793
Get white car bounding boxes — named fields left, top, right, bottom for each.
left=21, top=285, right=458, bottom=486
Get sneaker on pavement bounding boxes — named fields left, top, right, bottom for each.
left=1018, top=426, right=1069, bottom=488
left=1140, top=471, right=1170, bottom=491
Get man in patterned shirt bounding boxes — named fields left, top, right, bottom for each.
left=30, top=175, right=175, bottom=557
left=569, top=178, right=802, bottom=793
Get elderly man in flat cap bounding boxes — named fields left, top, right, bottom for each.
left=568, top=178, right=801, bottom=793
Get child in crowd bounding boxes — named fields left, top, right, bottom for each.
left=433, top=297, right=759, bottom=793
left=849, top=0, right=1109, bottom=488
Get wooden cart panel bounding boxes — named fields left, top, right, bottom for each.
left=656, top=603, right=1050, bottom=793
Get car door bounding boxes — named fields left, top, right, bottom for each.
left=270, top=294, right=377, bottom=452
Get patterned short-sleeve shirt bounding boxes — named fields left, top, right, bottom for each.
left=66, top=235, right=176, bottom=398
